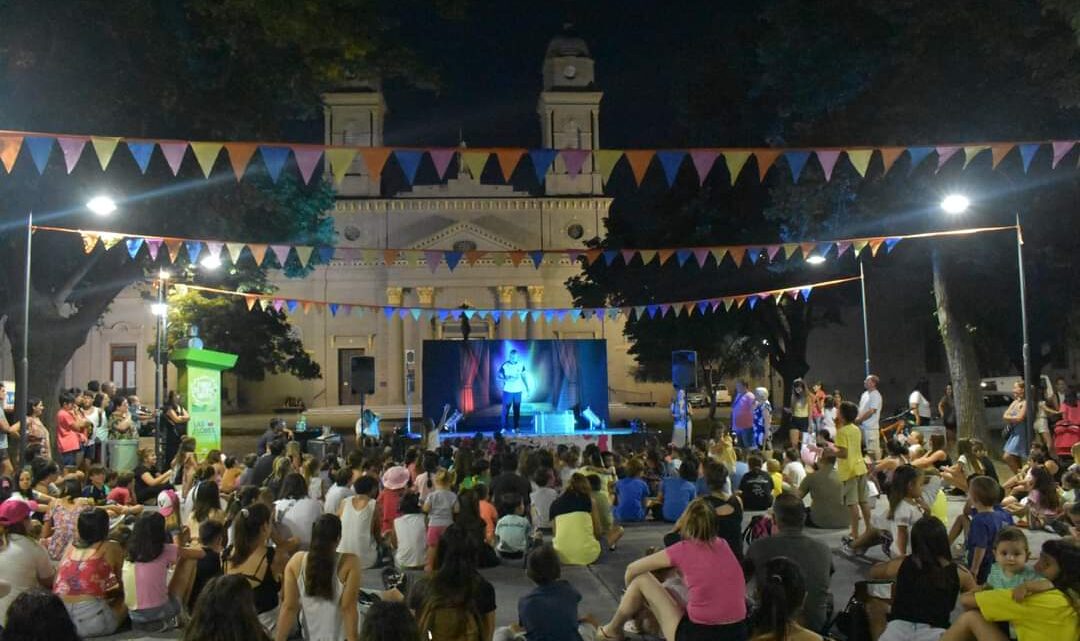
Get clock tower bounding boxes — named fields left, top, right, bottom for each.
left=538, top=24, right=603, bottom=195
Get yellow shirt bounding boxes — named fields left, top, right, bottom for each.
left=835, top=423, right=868, bottom=482
left=770, top=472, right=783, bottom=497
left=975, top=587, right=1079, bottom=641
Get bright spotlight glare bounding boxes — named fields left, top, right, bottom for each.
left=158, top=269, right=171, bottom=281
left=86, top=195, right=117, bottom=216
left=200, top=254, right=222, bottom=270
left=150, top=303, right=168, bottom=317
left=806, top=255, right=826, bottom=265
left=941, top=194, right=970, bottom=214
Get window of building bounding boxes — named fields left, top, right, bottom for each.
left=452, top=240, right=477, bottom=253
left=110, top=344, right=137, bottom=397
left=343, top=225, right=362, bottom=241
left=566, top=224, right=584, bottom=240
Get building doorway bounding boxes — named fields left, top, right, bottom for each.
left=110, top=344, right=137, bottom=397
left=338, top=348, right=367, bottom=405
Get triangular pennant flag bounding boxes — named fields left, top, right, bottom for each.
left=270, top=245, right=291, bottom=267
left=528, top=149, right=557, bottom=182
left=259, top=146, right=291, bottom=182
left=360, top=148, right=393, bottom=184
left=286, top=300, right=298, bottom=313
left=907, top=147, right=933, bottom=173
left=816, top=150, right=841, bottom=181
left=639, top=249, right=658, bottom=265
left=159, top=142, right=188, bottom=175
left=936, top=146, right=961, bottom=171
left=517, top=310, right=528, bottom=322
left=494, top=149, right=524, bottom=181
left=816, top=242, right=833, bottom=259
left=765, top=245, right=781, bottom=262
left=292, top=146, right=323, bottom=184
left=800, top=242, right=816, bottom=259
left=800, top=287, right=813, bottom=301
left=746, top=247, right=761, bottom=265
left=146, top=239, right=162, bottom=261
left=868, top=238, right=885, bottom=256
left=382, top=249, right=400, bottom=265
left=99, top=233, right=122, bottom=250
left=675, top=249, right=692, bottom=267
left=963, top=145, right=989, bottom=169
left=602, top=250, right=619, bottom=266
left=729, top=247, right=746, bottom=267
left=191, top=142, right=224, bottom=178
left=185, top=241, right=203, bottom=264
left=23, top=137, right=53, bottom=174
left=445, top=251, right=464, bottom=271
left=1019, top=144, right=1040, bottom=173
left=56, top=136, right=86, bottom=173
left=722, top=151, right=752, bottom=185
left=318, top=246, right=334, bottom=264
left=328, top=303, right=340, bottom=317
left=689, top=150, right=719, bottom=185
left=990, top=144, right=1013, bottom=169
left=302, top=301, right=313, bottom=315
left=394, top=150, right=424, bottom=185
left=560, top=149, right=590, bottom=177
left=410, top=308, right=422, bottom=321
left=785, top=151, right=811, bottom=183
left=261, top=299, right=273, bottom=312
left=125, top=238, right=144, bottom=259
left=205, top=241, right=223, bottom=263
left=723, top=298, right=734, bottom=311
left=624, top=150, right=654, bottom=185
left=1051, top=141, right=1075, bottom=169
left=247, top=244, right=268, bottom=266
left=620, top=249, right=637, bottom=265
left=594, top=150, right=623, bottom=184
left=465, top=250, right=486, bottom=265
left=529, top=251, right=545, bottom=269
left=126, top=141, right=155, bottom=174
left=836, top=241, right=852, bottom=258
left=657, top=249, right=675, bottom=265
left=428, top=149, right=456, bottom=179
left=656, top=151, right=685, bottom=186
left=852, top=240, right=869, bottom=256
left=879, top=147, right=905, bottom=175
left=734, top=296, right=747, bottom=309
left=225, top=243, right=245, bottom=263
left=461, top=151, right=490, bottom=179
left=81, top=233, right=99, bottom=254
left=782, top=244, right=799, bottom=260
left=165, top=239, right=183, bottom=263
left=225, top=143, right=258, bottom=181
left=244, top=295, right=258, bottom=311
left=846, top=149, right=873, bottom=177
left=508, top=251, right=527, bottom=266
left=755, top=149, right=781, bottom=181
left=325, top=148, right=359, bottom=186
left=884, top=237, right=902, bottom=253
left=692, top=248, right=711, bottom=267
left=91, top=136, right=121, bottom=170
left=747, top=296, right=759, bottom=310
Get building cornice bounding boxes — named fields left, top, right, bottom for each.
left=334, top=196, right=613, bottom=215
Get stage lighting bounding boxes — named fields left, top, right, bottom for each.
left=806, top=255, right=826, bottom=265
left=941, top=194, right=970, bottom=215
left=581, top=406, right=602, bottom=430
left=86, top=195, right=117, bottom=216
left=200, top=254, right=222, bottom=270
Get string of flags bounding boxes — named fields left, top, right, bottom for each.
left=35, top=224, right=1015, bottom=272
left=170, top=276, right=861, bottom=323
left=1, top=129, right=1078, bottom=190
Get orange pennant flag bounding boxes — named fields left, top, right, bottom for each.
left=990, top=144, right=1013, bottom=169
left=302, top=301, right=313, bottom=315
left=81, top=233, right=99, bottom=254
left=165, top=240, right=183, bottom=263
left=383, top=249, right=400, bottom=265
left=868, top=238, right=885, bottom=257
left=494, top=149, right=524, bottom=181
left=508, top=251, right=527, bottom=266
left=360, top=148, right=392, bottom=184
left=465, top=250, right=486, bottom=265
left=583, top=249, right=602, bottom=265
left=244, top=295, right=257, bottom=311
left=624, top=150, right=654, bottom=185
left=247, top=244, right=268, bottom=266
left=755, top=149, right=781, bottom=181
left=225, top=143, right=258, bottom=181
left=734, top=296, right=747, bottom=309
left=879, top=148, right=905, bottom=174
left=728, top=247, right=745, bottom=267
left=0, top=135, right=23, bottom=172
left=657, top=249, right=675, bottom=265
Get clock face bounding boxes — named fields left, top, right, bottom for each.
left=563, top=64, right=577, bottom=79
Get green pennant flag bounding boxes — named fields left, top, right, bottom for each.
left=722, top=151, right=752, bottom=185
left=461, top=151, right=490, bottom=179
left=594, top=150, right=624, bottom=184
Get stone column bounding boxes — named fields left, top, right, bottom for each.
left=386, top=286, right=404, bottom=404
left=495, top=285, right=516, bottom=340
left=526, top=285, right=544, bottom=340
left=416, top=287, right=436, bottom=342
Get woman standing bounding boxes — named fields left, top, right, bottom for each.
left=753, top=388, right=772, bottom=451
left=107, top=397, right=136, bottom=440
left=20, top=397, right=52, bottom=456
left=54, top=509, right=127, bottom=638
left=549, top=473, right=601, bottom=566
left=163, top=390, right=190, bottom=470
left=938, top=384, right=957, bottom=446
left=908, top=379, right=933, bottom=427
left=789, top=379, right=810, bottom=449
left=1002, top=382, right=1028, bottom=474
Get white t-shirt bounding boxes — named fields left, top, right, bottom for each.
left=499, top=360, right=528, bottom=393
left=822, top=408, right=837, bottom=438
left=859, top=390, right=883, bottom=432
left=530, top=487, right=559, bottom=529
left=275, top=497, right=324, bottom=549
left=324, top=485, right=355, bottom=516
left=0, top=534, right=54, bottom=622
left=885, top=500, right=922, bottom=557
left=783, top=461, right=807, bottom=488
left=394, top=514, right=427, bottom=568
left=908, top=391, right=931, bottom=419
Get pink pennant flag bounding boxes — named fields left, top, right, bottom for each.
left=159, top=142, right=188, bottom=175
left=1051, top=141, right=1075, bottom=169
left=765, top=245, right=781, bottom=262
left=936, top=146, right=961, bottom=171
left=816, top=150, right=841, bottom=181
left=205, top=241, right=224, bottom=262
left=560, top=149, right=590, bottom=177
left=689, top=150, right=720, bottom=185
left=292, top=147, right=323, bottom=184
left=620, top=249, right=637, bottom=265
left=836, top=241, right=852, bottom=258
left=424, top=251, right=442, bottom=273
left=428, top=149, right=456, bottom=179
left=692, top=248, right=711, bottom=267
left=57, top=137, right=88, bottom=173
left=269, top=245, right=291, bottom=266
left=145, top=239, right=162, bottom=261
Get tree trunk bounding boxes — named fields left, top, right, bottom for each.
left=932, top=247, right=989, bottom=442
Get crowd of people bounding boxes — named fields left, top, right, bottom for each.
left=0, top=374, right=1075, bottom=641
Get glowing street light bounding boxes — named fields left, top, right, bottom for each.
left=86, top=195, right=117, bottom=216
left=806, top=255, right=826, bottom=265
left=150, top=302, right=168, bottom=317
left=158, top=269, right=171, bottom=281
left=941, top=194, right=970, bottom=215
left=200, top=254, right=222, bottom=270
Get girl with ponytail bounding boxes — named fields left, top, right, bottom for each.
left=750, top=557, right=820, bottom=641
left=223, top=502, right=285, bottom=632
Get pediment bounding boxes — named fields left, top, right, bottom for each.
left=410, top=221, right=519, bottom=251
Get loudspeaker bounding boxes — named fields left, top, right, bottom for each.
left=671, top=350, right=697, bottom=390
left=404, top=349, right=416, bottom=370
left=349, top=356, right=376, bottom=395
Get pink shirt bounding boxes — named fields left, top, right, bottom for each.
left=665, top=538, right=746, bottom=625
left=731, top=392, right=756, bottom=430
left=123, top=544, right=178, bottom=611
left=55, top=409, right=84, bottom=454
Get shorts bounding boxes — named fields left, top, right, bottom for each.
left=65, top=598, right=121, bottom=638
left=130, top=594, right=182, bottom=627
left=791, top=416, right=809, bottom=432
left=878, top=620, right=946, bottom=641
left=862, top=427, right=882, bottom=458
left=1034, top=418, right=1049, bottom=435
left=841, top=476, right=869, bottom=506
left=675, top=616, right=747, bottom=641
left=426, top=525, right=448, bottom=547
left=60, top=450, right=79, bottom=466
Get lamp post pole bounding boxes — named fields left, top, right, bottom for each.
left=859, top=258, right=871, bottom=378
left=1015, top=213, right=1035, bottom=444
left=16, top=211, right=32, bottom=467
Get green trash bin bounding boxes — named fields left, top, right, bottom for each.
left=107, top=439, right=140, bottom=472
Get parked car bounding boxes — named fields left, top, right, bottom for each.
left=686, top=385, right=732, bottom=407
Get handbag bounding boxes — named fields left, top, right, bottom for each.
left=825, top=594, right=872, bottom=641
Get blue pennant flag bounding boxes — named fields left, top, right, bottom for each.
left=907, top=147, right=933, bottom=173
left=748, top=296, right=759, bottom=310
left=329, top=304, right=339, bottom=316
left=491, top=310, right=501, bottom=322
left=24, top=137, right=54, bottom=174
left=286, top=300, right=299, bottom=313
left=517, top=310, right=528, bottom=322
left=884, top=237, right=901, bottom=253
left=1019, top=144, right=1040, bottom=173
left=259, top=146, right=291, bottom=182
left=800, top=287, right=813, bottom=300
left=318, top=246, right=335, bottom=263
left=185, top=242, right=202, bottom=264
left=463, top=309, right=475, bottom=319
left=675, top=249, right=692, bottom=267
left=126, top=142, right=155, bottom=174
left=529, top=149, right=557, bottom=183
left=602, top=250, right=619, bottom=266
left=529, top=251, right=544, bottom=268
left=383, top=307, right=395, bottom=318
left=656, top=151, right=686, bottom=186
left=394, top=150, right=423, bottom=185
left=445, top=251, right=464, bottom=271
left=125, top=238, right=144, bottom=259
left=438, top=310, right=449, bottom=321
left=785, top=151, right=811, bottom=183
left=746, top=248, right=760, bottom=264
left=410, top=308, right=422, bottom=321
left=696, top=301, right=709, bottom=314
left=647, top=305, right=659, bottom=318
left=544, top=310, right=555, bottom=322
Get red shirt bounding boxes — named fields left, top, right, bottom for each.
left=56, top=408, right=85, bottom=454
left=107, top=486, right=133, bottom=506
left=731, top=392, right=756, bottom=430
left=377, top=488, right=401, bottom=535
left=479, top=500, right=498, bottom=541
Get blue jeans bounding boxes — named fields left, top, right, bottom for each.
left=60, top=450, right=78, bottom=467
left=501, top=391, right=522, bottom=431
left=735, top=428, right=755, bottom=449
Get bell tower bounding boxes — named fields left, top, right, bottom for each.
left=537, top=24, right=603, bottom=195
left=322, top=77, right=387, bottom=197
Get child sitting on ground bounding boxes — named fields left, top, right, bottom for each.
left=766, top=458, right=783, bottom=497
left=82, top=465, right=109, bottom=504
left=961, top=476, right=1014, bottom=584
left=530, top=468, right=558, bottom=531
left=495, top=493, right=533, bottom=559
left=613, top=458, right=649, bottom=523
left=492, top=544, right=598, bottom=641
left=107, top=471, right=136, bottom=506
left=739, top=454, right=775, bottom=511
left=782, top=448, right=806, bottom=491
left=1005, top=466, right=1063, bottom=529
left=589, top=474, right=623, bottom=550
left=392, top=492, right=427, bottom=569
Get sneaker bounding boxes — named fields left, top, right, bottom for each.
left=841, top=535, right=854, bottom=546
left=840, top=542, right=865, bottom=558
left=622, top=620, right=643, bottom=635
left=880, top=533, right=894, bottom=558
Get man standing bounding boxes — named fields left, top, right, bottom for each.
left=855, top=374, right=883, bottom=459
left=0, top=382, right=17, bottom=475
left=746, top=493, right=834, bottom=632
left=731, top=380, right=756, bottom=449
left=497, top=349, right=530, bottom=433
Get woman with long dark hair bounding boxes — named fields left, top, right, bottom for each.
left=54, top=508, right=126, bottom=637
left=360, top=600, right=419, bottom=641
left=122, top=512, right=204, bottom=631
left=275, top=472, right=323, bottom=550
left=275, top=514, right=361, bottom=641
left=183, top=574, right=271, bottom=641
left=408, top=524, right=496, bottom=641
left=188, top=479, right=226, bottom=533
left=163, top=389, right=190, bottom=466
left=2, top=589, right=81, bottom=641
left=223, top=502, right=286, bottom=631
left=750, top=557, right=821, bottom=641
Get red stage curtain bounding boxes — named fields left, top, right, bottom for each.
left=459, top=342, right=481, bottom=413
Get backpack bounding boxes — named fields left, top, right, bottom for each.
left=742, top=514, right=774, bottom=546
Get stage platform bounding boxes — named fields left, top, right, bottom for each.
left=434, top=428, right=634, bottom=451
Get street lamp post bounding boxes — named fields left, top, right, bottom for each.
left=151, top=270, right=169, bottom=468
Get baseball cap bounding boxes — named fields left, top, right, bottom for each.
left=156, top=489, right=178, bottom=517
left=0, top=499, right=33, bottom=526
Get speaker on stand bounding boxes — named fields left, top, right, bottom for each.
left=350, top=356, right=375, bottom=444
left=404, top=349, right=416, bottom=434
left=670, top=350, right=697, bottom=447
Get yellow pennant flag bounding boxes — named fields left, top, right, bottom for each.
left=225, top=243, right=245, bottom=263
left=100, top=233, right=123, bottom=250
left=81, top=233, right=100, bottom=254
left=963, top=145, right=990, bottom=169
left=713, top=247, right=729, bottom=264
left=325, top=148, right=359, bottom=186
left=638, top=249, right=658, bottom=265
left=782, top=243, right=799, bottom=260
left=722, top=151, right=752, bottom=185
left=191, top=142, right=223, bottom=178
left=723, top=298, right=735, bottom=311
left=91, top=136, right=122, bottom=170
left=852, top=240, right=869, bottom=256
left=461, top=151, right=490, bottom=179
left=0, top=135, right=23, bottom=172
left=846, top=149, right=873, bottom=177
left=594, top=150, right=624, bottom=184
left=294, top=246, right=314, bottom=267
